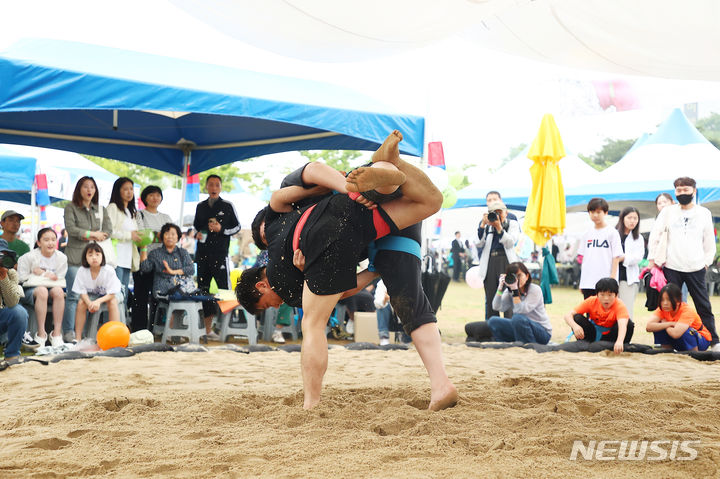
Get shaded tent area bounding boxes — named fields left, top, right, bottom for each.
left=454, top=147, right=599, bottom=210
left=0, top=39, right=425, bottom=223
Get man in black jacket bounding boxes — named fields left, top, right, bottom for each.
left=450, top=231, right=465, bottom=281
left=193, top=175, right=241, bottom=340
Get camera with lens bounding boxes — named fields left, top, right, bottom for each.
left=0, top=250, right=17, bottom=269
left=487, top=211, right=498, bottom=222
left=504, top=272, right=516, bottom=286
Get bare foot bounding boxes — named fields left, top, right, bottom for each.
left=303, top=398, right=320, bottom=410
left=346, top=167, right=406, bottom=193
left=371, top=130, right=403, bottom=165
left=428, top=383, right=458, bottom=411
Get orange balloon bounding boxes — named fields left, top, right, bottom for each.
left=96, top=321, right=131, bottom=350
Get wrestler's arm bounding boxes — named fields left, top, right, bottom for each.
left=270, top=185, right=331, bottom=213
left=301, top=162, right=348, bottom=194
left=339, top=269, right=380, bottom=299
left=293, top=249, right=378, bottom=299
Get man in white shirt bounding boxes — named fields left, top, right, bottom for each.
left=648, top=177, right=718, bottom=350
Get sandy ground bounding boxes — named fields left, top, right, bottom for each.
left=2, top=344, right=720, bottom=478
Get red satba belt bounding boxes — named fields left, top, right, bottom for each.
left=292, top=204, right=317, bottom=251
left=347, top=192, right=391, bottom=239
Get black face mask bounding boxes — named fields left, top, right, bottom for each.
left=676, top=193, right=693, bottom=205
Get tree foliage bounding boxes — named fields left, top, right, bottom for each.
left=84, top=155, right=240, bottom=192
left=491, top=143, right=527, bottom=173
left=696, top=112, right=720, bottom=150
left=579, top=138, right=635, bottom=171
left=299, top=150, right=363, bottom=172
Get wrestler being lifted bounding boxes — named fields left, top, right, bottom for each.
left=238, top=130, right=457, bottom=411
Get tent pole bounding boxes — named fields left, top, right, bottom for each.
left=178, top=151, right=190, bottom=226
left=30, top=179, right=37, bottom=242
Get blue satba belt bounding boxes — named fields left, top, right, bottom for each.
left=367, top=236, right=422, bottom=272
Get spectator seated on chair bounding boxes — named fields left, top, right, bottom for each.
left=18, top=227, right=67, bottom=348
left=73, top=243, right=121, bottom=342
left=564, top=277, right=634, bottom=355
left=139, top=223, right=198, bottom=336
left=139, top=223, right=195, bottom=301
left=0, top=239, right=28, bottom=362
left=646, top=283, right=711, bottom=352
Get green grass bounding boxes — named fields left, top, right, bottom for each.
left=436, top=281, right=720, bottom=345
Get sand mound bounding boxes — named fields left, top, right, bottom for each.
left=2, top=345, right=719, bottom=478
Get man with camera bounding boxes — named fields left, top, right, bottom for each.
left=477, top=200, right=520, bottom=319
left=0, top=239, right=28, bottom=363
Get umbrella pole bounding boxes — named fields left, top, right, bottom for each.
left=178, top=151, right=190, bottom=226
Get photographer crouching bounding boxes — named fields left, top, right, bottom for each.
left=476, top=200, right=520, bottom=319
left=0, top=239, right=28, bottom=364
left=465, top=262, right=553, bottom=344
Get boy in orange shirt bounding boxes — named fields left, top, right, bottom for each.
left=646, top=283, right=711, bottom=351
left=564, top=277, right=634, bottom=354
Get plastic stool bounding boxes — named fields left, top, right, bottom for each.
left=156, top=300, right=206, bottom=344
left=86, top=303, right=116, bottom=339
left=219, top=305, right=257, bottom=344
left=260, top=307, right=301, bottom=341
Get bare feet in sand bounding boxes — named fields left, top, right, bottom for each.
left=346, top=166, right=406, bottom=193
left=428, top=383, right=458, bottom=412
left=371, top=130, right=402, bottom=165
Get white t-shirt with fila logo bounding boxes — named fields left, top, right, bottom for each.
left=578, top=225, right=623, bottom=290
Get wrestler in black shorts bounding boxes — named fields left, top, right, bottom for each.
left=266, top=164, right=438, bottom=334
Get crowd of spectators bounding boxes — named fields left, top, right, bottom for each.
left=3, top=173, right=720, bottom=362
left=462, top=176, right=719, bottom=354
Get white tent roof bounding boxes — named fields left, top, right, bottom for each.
left=599, top=108, right=720, bottom=183
left=488, top=150, right=599, bottom=192
left=172, top=0, right=720, bottom=80
left=458, top=148, right=599, bottom=209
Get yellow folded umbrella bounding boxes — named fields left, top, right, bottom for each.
left=524, top=114, right=567, bottom=246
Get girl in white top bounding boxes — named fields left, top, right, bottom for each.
left=106, top=177, right=140, bottom=301
left=615, top=207, right=645, bottom=320
left=72, top=243, right=122, bottom=341
left=17, top=228, right=68, bottom=347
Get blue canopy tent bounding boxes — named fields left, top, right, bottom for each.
left=0, top=39, right=425, bottom=221
left=0, top=145, right=36, bottom=204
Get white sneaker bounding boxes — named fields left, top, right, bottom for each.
left=271, top=330, right=286, bottom=343
left=379, top=338, right=390, bottom=346
left=21, top=332, right=40, bottom=351
left=711, top=343, right=720, bottom=353
left=50, top=334, right=65, bottom=349
left=34, top=334, right=48, bottom=347
left=204, top=331, right=222, bottom=342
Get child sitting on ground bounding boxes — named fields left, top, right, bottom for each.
left=646, top=283, right=711, bottom=351
left=17, top=227, right=68, bottom=348
left=564, top=277, right=634, bottom=354
left=73, top=243, right=121, bottom=341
